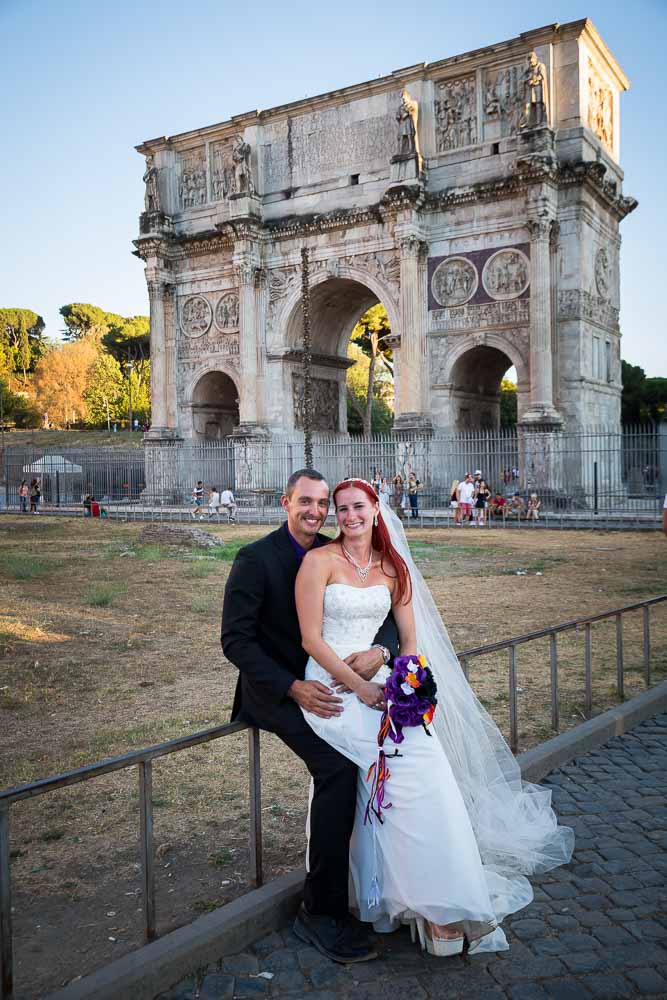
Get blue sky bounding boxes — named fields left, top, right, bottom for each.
left=2, top=0, right=665, bottom=375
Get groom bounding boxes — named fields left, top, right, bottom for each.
left=221, top=469, right=398, bottom=962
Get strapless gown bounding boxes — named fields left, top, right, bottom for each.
left=303, top=582, right=533, bottom=950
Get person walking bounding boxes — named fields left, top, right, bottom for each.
left=458, top=474, right=475, bottom=525
left=407, top=473, right=422, bottom=520
left=190, top=481, right=204, bottom=518
left=18, top=480, right=29, bottom=513
left=450, top=479, right=461, bottom=525
left=391, top=474, right=405, bottom=520
left=474, top=480, right=491, bottom=527
left=29, top=479, right=41, bottom=514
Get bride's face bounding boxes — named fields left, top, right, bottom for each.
left=335, top=486, right=378, bottom=541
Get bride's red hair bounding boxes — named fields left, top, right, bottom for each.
left=332, top=479, right=412, bottom=605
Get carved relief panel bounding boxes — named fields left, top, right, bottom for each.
left=431, top=257, right=478, bottom=307
left=587, top=60, right=614, bottom=153
left=292, top=374, right=339, bottom=432
left=434, top=76, right=478, bottom=151
left=594, top=248, right=610, bottom=301
left=483, top=61, right=525, bottom=137
left=215, top=292, right=240, bottom=331
left=482, top=249, right=530, bottom=300
left=178, top=149, right=208, bottom=209
left=210, top=140, right=232, bottom=201
left=180, top=295, right=213, bottom=337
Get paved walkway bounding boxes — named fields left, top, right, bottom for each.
left=158, top=714, right=667, bottom=1000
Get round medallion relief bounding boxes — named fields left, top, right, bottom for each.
left=431, top=256, right=478, bottom=308
left=482, top=249, right=530, bottom=301
left=180, top=295, right=212, bottom=338
left=215, top=292, right=240, bottom=331
left=595, top=247, right=610, bottom=300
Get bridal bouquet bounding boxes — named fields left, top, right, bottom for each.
left=365, top=654, right=438, bottom=825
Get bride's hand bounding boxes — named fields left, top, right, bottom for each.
left=356, top=680, right=386, bottom=711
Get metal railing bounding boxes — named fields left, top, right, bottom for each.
left=0, top=722, right=260, bottom=1000
left=458, top=595, right=666, bottom=753
left=1, top=593, right=665, bottom=998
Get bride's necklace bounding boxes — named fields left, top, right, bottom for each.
left=341, top=543, right=374, bottom=584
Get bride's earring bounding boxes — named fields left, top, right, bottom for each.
left=374, top=514, right=378, bottom=527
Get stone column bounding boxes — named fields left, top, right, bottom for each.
left=146, top=277, right=169, bottom=435
left=393, top=235, right=431, bottom=433
left=522, top=217, right=561, bottom=425
left=233, top=254, right=259, bottom=430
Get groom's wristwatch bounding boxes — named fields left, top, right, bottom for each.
left=373, top=644, right=391, bottom=666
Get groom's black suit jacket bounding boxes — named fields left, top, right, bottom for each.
left=221, top=523, right=399, bottom=733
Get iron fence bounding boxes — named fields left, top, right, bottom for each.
left=1, top=594, right=665, bottom=999
left=1, top=423, right=665, bottom=515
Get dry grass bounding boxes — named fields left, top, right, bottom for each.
left=1, top=515, right=666, bottom=998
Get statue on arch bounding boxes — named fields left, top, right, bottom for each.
left=231, top=135, right=254, bottom=196
left=519, top=52, right=550, bottom=129
left=396, top=89, right=419, bottom=157
left=142, top=155, right=160, bottom=213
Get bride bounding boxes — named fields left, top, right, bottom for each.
left=295, top=478, right=574, bottom=956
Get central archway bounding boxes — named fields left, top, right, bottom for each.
left=191, top=370, right=239, bottom=441
left=283, top=274, right=398, bottom=434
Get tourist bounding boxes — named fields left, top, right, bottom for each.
left=450, top=479, right=461, bottom=524
left=663, top=493, right=667, bottom=537
left=190, top=480, right=205, bottom=518
left=220, top=486, right=237, bottom=522
left=506, top=493, right=525, bottom=519
left=371, top=469, right=382, bottom=496
left=379, top=477, right=392, bottom=507
left=526, top=493, right=541, bottom=522
left=29, top=479, right=41, bottom=514
left=474, top=479, right=491, bottom=527
left=83, top=493, right=93, bottom=517
left=391, top=473, right=405, bottom=519
left=473, top=469, right=483, bottom=492
left=205, top=486, right=221, bottom=519
left=407, top=472, right=422, bottom=520
left=18, top=480, right=29, bottom=513
left=458, top=473, right=475, bottom=525
left=489, top=492, right=507, bottom=519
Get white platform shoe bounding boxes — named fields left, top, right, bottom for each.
left=409, top=916, right=465, bottom=957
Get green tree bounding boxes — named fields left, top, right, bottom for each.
left=500, top=377, right=517, bottom=427
left=102, top=314, right=151, bottom=400
left=0, top=378, right=40, bottom=428
left=346, top=304, right=394, bottom=437
left=0, top=308, right=47, bottom=382
left=621, top=361, right=667, bottom=423
left=60, top=303, right=123, bottom=342
left=84, top=353, right=127, bottom=428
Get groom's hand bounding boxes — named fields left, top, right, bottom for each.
left=332, top=648, right=384, bottom=692
left=288, top=679, right=344, bottom=718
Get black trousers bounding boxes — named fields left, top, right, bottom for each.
left=249, top=699, right=357, bottom=919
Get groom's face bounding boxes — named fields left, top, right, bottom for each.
left=281, top=476, right=330, bottom=545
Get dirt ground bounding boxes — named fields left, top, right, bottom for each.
left=1, top=515, right=666, bottom=999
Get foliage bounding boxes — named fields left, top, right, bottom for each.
left=0, top=308, right=47, bottom=382
left=346, top=305, right=394, bottom=436
left=0, top=378, right=41, bottom=428
left=60, top=303, right=123, bottom=342
left=84, top=353, right=127, bottom=428
left=32, top=337, right=100, bottom=428
left=102, top=315, right=150, bottom=364
left=500, top=377, right=518, bottom=427
left=621, top=361, right=667, bottom=423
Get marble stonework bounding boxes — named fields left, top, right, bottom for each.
left=134, top=18, right=636, bottom=442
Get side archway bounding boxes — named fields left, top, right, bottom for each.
left=189, top=368, right=240, bottom=441
left=435, top=333, right=529, bottom=431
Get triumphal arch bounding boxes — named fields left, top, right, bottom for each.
left=134, top=18, right=636, bottom=446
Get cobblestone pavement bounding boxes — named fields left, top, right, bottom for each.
left=158, top=714, right=667, bottom=1000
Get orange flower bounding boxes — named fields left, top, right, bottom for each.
left=418, top=654, right=427, bottom=669
left=406, top=671, right=420, bottom=689
left=423, top=705, right=435, bottom=725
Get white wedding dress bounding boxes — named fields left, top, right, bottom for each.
left=303, top=582, right=524, bottom=950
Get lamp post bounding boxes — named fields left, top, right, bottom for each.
left=301, top=247, right=313, bottom=468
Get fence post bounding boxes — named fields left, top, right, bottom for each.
left=616, top=613, right=624, bottom=699
left=0, top=802, right=13, bottom=1000
left=508, top=645, right=519, bottom=753
left=584, top=623, right=592, bottom=718
left=550, top=633, right=559, bottom=732
left=643, top=605, right=651, bottom=687
left=248, top=728, right=263, bottom=888
left=139, top=761, right=156, bottom=943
